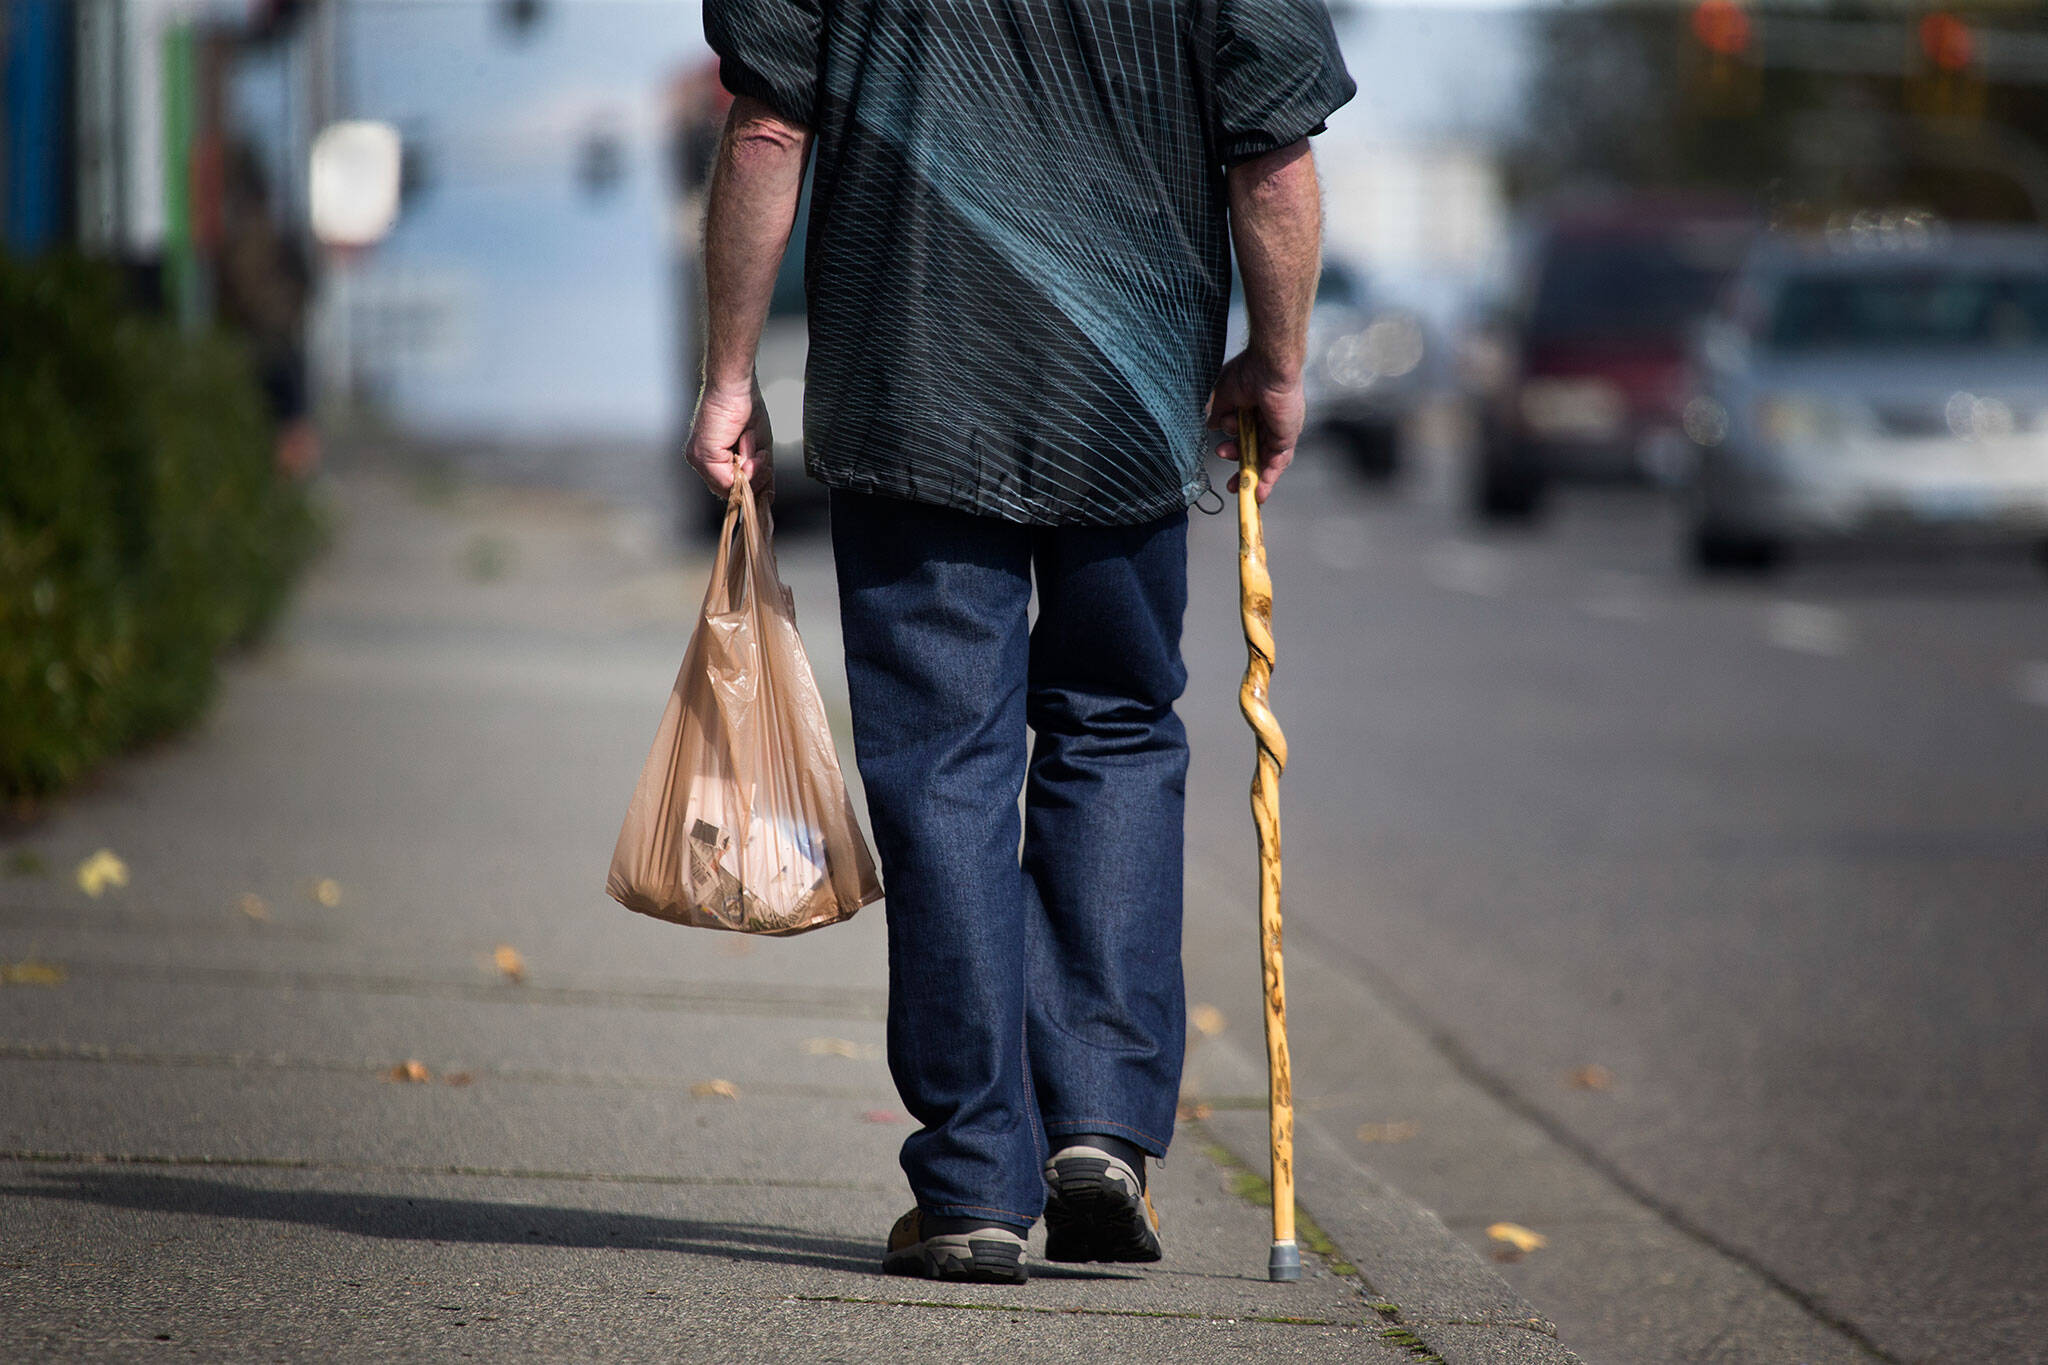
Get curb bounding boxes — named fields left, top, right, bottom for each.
left=1195, top=1034, right=1583, bottom=1365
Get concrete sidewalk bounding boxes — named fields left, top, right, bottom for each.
left=0, top=461, right=1576, bottom=1362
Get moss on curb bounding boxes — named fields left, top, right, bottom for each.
left=1192, top=1123, right=1448, bottom=1362
left=1194, top=1136, right=1360, bottom=1281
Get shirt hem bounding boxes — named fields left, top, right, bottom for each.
left=806, top=460, right=1204, bottom=528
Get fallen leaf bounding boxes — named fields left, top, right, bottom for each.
left=690, top=1078, right=739, bottom=1100
left=0, top=960, right=66, bottom=987
left=237, top=893, right=271, bottom=922
left=860, top=1109, right=903, bottom=1124
left=1189, top=1004, right=1227, bottom=1037
left=1357, top=1120, right=1421, bottom=1145
left=386, top=1060, right=432, bottom=1084
left=1486, top=1222, right=1548, bottom=1257
left=1176, top=1099, right=1214, bottom=1121
left=442, top=1072, right=475, bottom=1088
left=311, top=878, right=343, bottom=908
left=1568, top=1064, right=1615, bottom=1091
left=463, top=533, right=514, bottom=582
left=801, top=1037, right=874, bottom=1060
left=75, top=849, right=129, bottom=897
left=492, top=944, right=527, bottom=984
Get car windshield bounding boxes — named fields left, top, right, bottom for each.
left=1528, top=235, right=1731, bottom=343
left=1766, top=268, right=2048, bottom=352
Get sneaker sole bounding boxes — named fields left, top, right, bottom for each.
left=883, top=1232, right=1028, bottom=1284
left=1043, top=1157, right=1162, bottom=1264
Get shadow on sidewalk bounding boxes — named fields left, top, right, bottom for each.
left=6, top=1169, right=880, bottom=1274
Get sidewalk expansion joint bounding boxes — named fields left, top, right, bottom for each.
left=0, top=1149, right=892, bottom=1193
left=787, top=1293, right=1350, bottom=1328
left=1293, top=919, right=1903, bottom=1364
left=0, top=905, right=337, bottom=943
left=0, top=1038, right=887, bottom=1100
left=8, top=960, right=886, bottom=1021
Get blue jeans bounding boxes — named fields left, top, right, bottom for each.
left=830, top=489, right=1190, bottom=1230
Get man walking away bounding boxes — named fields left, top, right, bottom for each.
left=689, top=0, right=1351, bottom=1283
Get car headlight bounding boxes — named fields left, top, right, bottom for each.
left=1754, top=394, right=1870, bottom=445
left=1681, top=396, right=1730, bottom=447
left=1945, top=392, right=2015, bottom=440
left=1323, top=316, right=1425, bottom=391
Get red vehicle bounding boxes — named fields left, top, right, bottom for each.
left=1472, top=197, right=1754, bottom=520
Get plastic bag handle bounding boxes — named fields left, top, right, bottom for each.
left=711, top=476, right=762, bottom=615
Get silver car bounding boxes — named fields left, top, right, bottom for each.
left=1682, top=227, right=2048, bottom=574
left=1228, top=260, right=1428, bottom=481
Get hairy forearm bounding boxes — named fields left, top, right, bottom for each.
left=701, top=95, right=812, bottom=392
left=1226, top=141, right=1323, bottom=383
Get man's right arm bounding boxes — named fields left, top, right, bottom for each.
left=686, top=95, right=812, bottom=501
left=1209, top=139, right=1324, bottom=503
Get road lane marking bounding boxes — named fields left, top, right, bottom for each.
left=1424, top=542, right=1511, bottom=597
left=1764, top=602, right=1852, bottom=656
left=1575, top=572, right=1659, bottom=623
left=2019, top=661, right=2048, bottom=707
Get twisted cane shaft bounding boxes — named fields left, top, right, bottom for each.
left=1236, top=410, right=1296, bottom=1266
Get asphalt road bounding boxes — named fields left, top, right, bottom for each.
left=1178, top=427, right=2048, bottom=1363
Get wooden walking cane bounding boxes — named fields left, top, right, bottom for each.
left=1235, top=409, right=1299, bottom=1282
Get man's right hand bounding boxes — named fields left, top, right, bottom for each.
left=685, top=377, right=775, bottom=503
left=1207, top=350, right=1305, bottom=505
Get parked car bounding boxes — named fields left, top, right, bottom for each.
left=1230, top=260, right=1430, bottom=481
left=1470, top=198, right=1753, bottom=520
left=1680, top=225, right=2048, bottom=574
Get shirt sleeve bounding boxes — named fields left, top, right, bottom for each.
left=704, top=0, right=823, bottom=129
left=1209, top=0, right=1357, bottom=166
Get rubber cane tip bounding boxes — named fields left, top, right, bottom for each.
left=1267, top=1240, right=1302, bottom=1282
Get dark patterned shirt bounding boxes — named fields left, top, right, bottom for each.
left=706, top=0, right=1354, bottom=525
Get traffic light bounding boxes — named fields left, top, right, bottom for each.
left=1691, top=0, right=1751, bottom=59
left=1686, top=0, right=1760, bottom=115
left=1919, top=12, right=1972, bottom=74
left=1908, top=11, right=1985, bottom=122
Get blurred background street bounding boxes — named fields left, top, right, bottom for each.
left=7, top=0, right=2048, bottom=1361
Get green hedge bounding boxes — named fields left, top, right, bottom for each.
left=1, top=255, right=320, bottom=800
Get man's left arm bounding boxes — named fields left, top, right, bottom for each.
left=686, top=94, right=813, bottom=499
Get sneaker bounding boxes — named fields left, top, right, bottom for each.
left=1042, top=1142, right=1162, bottom=1263
left=882, top=1208, right=1028, bottom=1283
